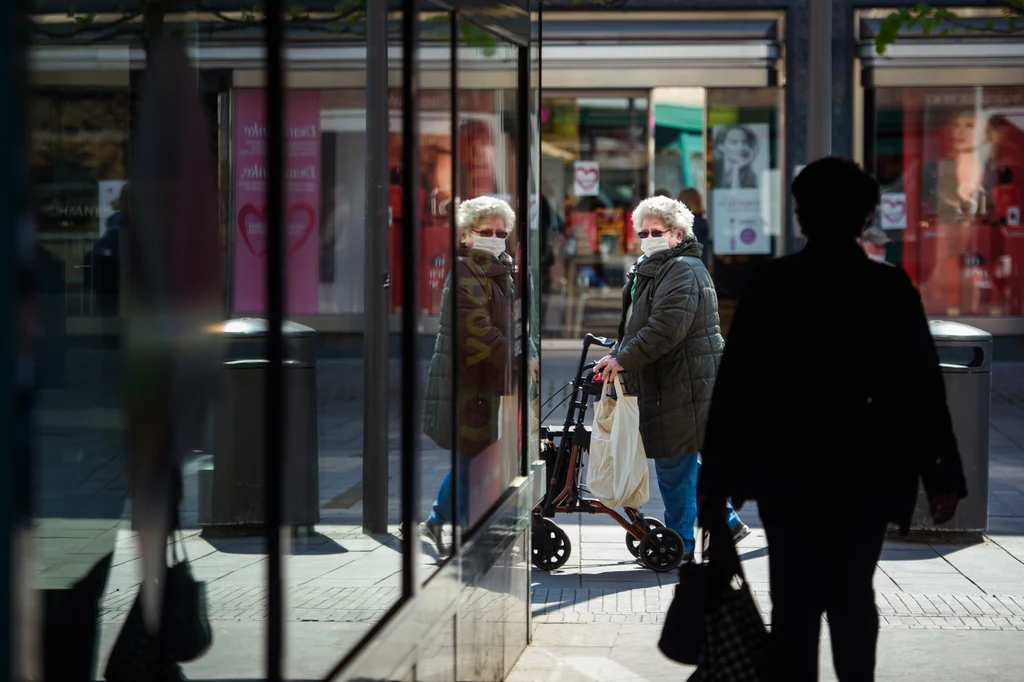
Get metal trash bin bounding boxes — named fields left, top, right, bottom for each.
left=199, top=318, right=319, bottom=534
left=908, top=321, right=992, bottom=534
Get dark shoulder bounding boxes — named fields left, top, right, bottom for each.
left=659, top=253, right=706, bottom=280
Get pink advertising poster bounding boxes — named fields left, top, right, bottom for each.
left=232, top=89, right=321, bottom=314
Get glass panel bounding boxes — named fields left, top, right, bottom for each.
left=278, top=3, right=404, bottom=676
left=705, top=88, right=782, bottom=334
left=869, top=86, right=1024, bottom=316
left=539, top=95, right=650, bottom=340
left=29, top=3, right=407, bottom=679
left=416, top=10, right=456, bottom=577
left=29, top=6, right=270, bottom=679
left=429, top=24, right=521, bottom=544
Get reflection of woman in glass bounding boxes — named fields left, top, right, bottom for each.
left=419, top=196, right=535, bottom=557
left=925, top=109, right=984, bottom=224
left=713, top=125, right=759, bottom=189
left=984, top=114, right=1022, bottom=193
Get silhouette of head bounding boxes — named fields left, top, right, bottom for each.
left=792, top=157, right=879, bottom=242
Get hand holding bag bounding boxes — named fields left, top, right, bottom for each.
left=585, top=375, right=650, bottom=509
left=161, top=515, right=212, bottom=662
left=105, top=509, right=211, bottom=682
left=688, top=501, right=769, bottom=682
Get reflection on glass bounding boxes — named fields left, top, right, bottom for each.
left=29, top=2, right=407, bottom=679
left=871, top=86, right=1024, bottom=317
left=423, top=196, right=517, bottom=554
left=414, top=14, right=455, bottom=581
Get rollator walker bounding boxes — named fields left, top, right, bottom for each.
left=531, top=333, right=686, bottom=573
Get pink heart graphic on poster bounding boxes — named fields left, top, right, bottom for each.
left=575, top=166, right=599, bottom=192
left=285, top=203, right=316, bottom=256
left=238, top=203, right=316, bottom=257
left=881, top=196, right=906, bottom=226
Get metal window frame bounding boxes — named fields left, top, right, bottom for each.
left=263, top=1, right=286, bottom=680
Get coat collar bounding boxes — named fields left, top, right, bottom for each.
left=460, top=246, right=513, bottom=277
left=632, top=237, right=703, bottom=277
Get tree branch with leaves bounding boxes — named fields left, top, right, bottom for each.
left=875, top=1, right=1024, bottom=54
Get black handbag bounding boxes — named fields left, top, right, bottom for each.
left=161, top=520, right=212, bottom=662
left=688, top=501, right=769, bottom=682
left=105, top=509, right=212, bottom=681
left=658, top=529, right=710, bottom=664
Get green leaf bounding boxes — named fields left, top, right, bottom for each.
left=874, top=11, right=905, bottom=55
left=73, top=11, right=97, bottom=27
left=460, top=21, right=498, bottom=58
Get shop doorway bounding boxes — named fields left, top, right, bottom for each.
left=540, top=86, right=783, bottom=342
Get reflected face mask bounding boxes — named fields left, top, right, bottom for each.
left=474, top=236, right=506, bottom=258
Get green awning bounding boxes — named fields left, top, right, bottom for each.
left=654, top=103, right=704, bottom=133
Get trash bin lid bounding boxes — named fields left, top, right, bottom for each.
left=929, top=320, right=992, bottom=342
left=220, top=318, right=315, bottom=337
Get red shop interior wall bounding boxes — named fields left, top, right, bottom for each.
left=903, top=87, right=1024, bottom=316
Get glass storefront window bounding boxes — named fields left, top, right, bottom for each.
left=539, top=95, right=650, bottom=340
left=704, top=88, right=782, bottom=306
left=538, top=88, right=781, bottom=340
left=869, top=86, right=1024, bottom=316
left=20, top=1, right=535, bottom=679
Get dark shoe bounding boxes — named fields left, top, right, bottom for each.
left=420, top=521, right=448, bottom=557
left=681, top=551, right=695, bottom=565
left=731, top=523, right=751, bottom=544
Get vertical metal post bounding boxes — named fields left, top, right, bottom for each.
left=808, top=0, right=833, bottom=160
left=517, top=45, right=530, bottom=477
left=2, top=1, right=34, bottom=677
left=362, top=0, right=390, bottom=536
left=448, top=11, right=461, bottom=547
left=400, top=0, right=421, bottom=596
left=263, top=0, right=285, bottom=678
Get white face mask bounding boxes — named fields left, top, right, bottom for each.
left=473, top=236, right=506, bottom=258
left=640, top=236, right=671, bottom=256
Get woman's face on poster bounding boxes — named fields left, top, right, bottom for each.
left=721, top=128, right=753, bottom=165
left=951, top=113, right=977, bottom=154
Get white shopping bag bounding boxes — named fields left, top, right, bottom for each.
left=586, top=375, right=650, bottom=509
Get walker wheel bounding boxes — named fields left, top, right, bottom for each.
left=625, top=517, right=664, bottom=558
left=638, top=527, right=685, bottom=573
left=532, top=518, right=572, bottom=571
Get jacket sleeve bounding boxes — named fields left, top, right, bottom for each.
left=894, top=270, right=968, bottom=501
left=614, top=259, right=698, bottom=373
left=698, top=269, right=765, bottom=499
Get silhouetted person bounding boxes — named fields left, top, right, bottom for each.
left=699, top=157, right=967, bottom=682
left=83, top=183, right=129, bottom=317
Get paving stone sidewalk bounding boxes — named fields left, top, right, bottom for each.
left=510, top=362, right=1024, bottom=681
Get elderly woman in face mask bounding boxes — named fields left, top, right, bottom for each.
left=594, top=196, right=748, bottom=562
left=419, top=196, right=537, bottom=557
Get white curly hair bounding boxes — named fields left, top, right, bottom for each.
left=631, top=196, right=695, bottom=238
left=457, top=196, right=516, bottom=238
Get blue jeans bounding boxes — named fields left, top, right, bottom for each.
left=428, top=464, right=469, bottom=528
left=654, top=453, right=742, bottom=553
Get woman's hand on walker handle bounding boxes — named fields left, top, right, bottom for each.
left=593, top=354, right=624, bottom=384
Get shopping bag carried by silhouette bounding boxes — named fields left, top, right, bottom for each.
left=586, top=374, right=649, bottom=508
